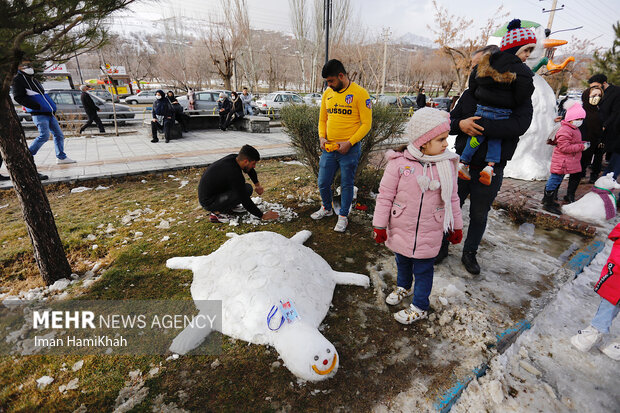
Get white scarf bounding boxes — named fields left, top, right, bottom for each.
left=406, top=144, right=459, bottom=232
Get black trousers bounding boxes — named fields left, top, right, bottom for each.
left=151, top=119, right=172, bottom=141
left=457, top=165, right=504, bottom=253
left=224, top=112, right=244, bottom=129
left=203, top=183, right=252, bottom=213
left=219, top=111, right=229, bottom=129
left=80, top=113, right=105, bottom=133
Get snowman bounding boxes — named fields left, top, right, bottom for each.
left=166, top=230, right=370, bottom=381
left=486, top=21, right=573, bottom=180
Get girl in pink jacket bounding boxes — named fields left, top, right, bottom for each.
left=542, top=101, right=587, bottom=215
left=372, top=108, right=463, bottom=325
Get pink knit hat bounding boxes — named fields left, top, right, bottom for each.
left=564, top=101, right=586, bottom=122
left=406, top=107, right=450, bottom=148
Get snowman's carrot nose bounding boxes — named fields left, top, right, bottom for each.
left=544, top=38, right=567, bottom=48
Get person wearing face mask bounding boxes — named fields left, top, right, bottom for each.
left=563, top=87, right=605, bottom=202
left=151, top=90, right=175, bottom=143
left=166, top=91, right=188, bottom=133
left=589, top=74, right=620, bottom=179
left=11, top=59, right=76, bottom=172
left=542, top=102, right=588, bottom=214
left=224, top=91, right=244, bottom=130
left=217, top=92, right=232, bottom=131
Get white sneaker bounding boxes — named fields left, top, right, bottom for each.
left=570, top=326, right=602, bottom=352
left=56, top=157, right=77, bottom=164
left=600, top=341, right=620, bottom=360
left=394, top=304, right=427, bottom=325
left=310, top=206, right=333, bottom=220
left=334, top=215, right=348, bottom=232
left=386, top=286, right=414, bottom=305
left=231, top=204, right=246, bottom=213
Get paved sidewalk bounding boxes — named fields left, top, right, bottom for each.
left=495, top=177, right=598, bottom=236
left=0, top=127, right=294, bottom=189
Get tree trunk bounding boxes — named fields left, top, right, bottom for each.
left=0, top=92, right=72, bottom=285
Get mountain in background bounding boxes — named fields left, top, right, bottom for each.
left=395, top=32, right=435, bottom=48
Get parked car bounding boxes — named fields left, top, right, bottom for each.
left=429, top=97, right=452, bottom=112
left=124, top=90, right=159, bottom=105
left=255, top=91, right=303, bottom=114
left=89, top=88, right=120, bottom=103
left=375, top=95, right=416, bottom=112
left=46, top=89, right=135, bottom=120
left=177, top=90, right=230, bottom=112
left=303, top=93, right=322, bottom=105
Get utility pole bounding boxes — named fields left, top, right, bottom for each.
left=97, top=51, right=119, bottom=136
left=324, top=0, right=331, bottom=66
left=542, top=0, right=563, bottom=32
left=380, top=27, right=391, bottom=95
left=74, top=52, right=84, bottom=85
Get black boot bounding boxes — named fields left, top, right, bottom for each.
left=461, top=251, right=480, bottom=275
left=563, top=175, right=580, bottom=203
left=542, top=189, right=562, bottom=215
left=435, top=237, right=449, bottom=264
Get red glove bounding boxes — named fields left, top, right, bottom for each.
left=447, top=229, right=463, bottom=244
left=373, top=228, right=387, bottom=244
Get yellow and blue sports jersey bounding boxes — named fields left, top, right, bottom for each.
left=318, top=81, right=372, bottom=145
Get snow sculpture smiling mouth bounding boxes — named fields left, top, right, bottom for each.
left=312, top=353, right=338, bottom=375
left=166, top=230, right=370, bottom=381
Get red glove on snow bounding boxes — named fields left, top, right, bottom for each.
left=447, top=229, right=463, bottom=244
left=373, top=228, right=387, bottom=244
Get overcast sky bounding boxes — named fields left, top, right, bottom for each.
left=119, top=0, right=617, bottom=50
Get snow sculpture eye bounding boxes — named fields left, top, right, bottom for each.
left=314, top=355, right=319, bottom=361
left=326, top=349, right=330, bottom=353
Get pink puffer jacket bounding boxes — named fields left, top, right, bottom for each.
left=550, top=121, right=585, bottom=175
left=372, top=149, right=463, bottom=259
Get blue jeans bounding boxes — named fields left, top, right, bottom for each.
left=30, top=115, right=67, bottom=159
left=317, top=142, right=361, bottom=217
left=394, top=253, right=435, bottom=311
left=604, top=152, right=620, bottom=180
left=460, top=105, right=510, bottom=164
left=243, top=104, right=253, bottom=116
left=545, top=173, right=564, bottom=191
left=591, top=298, right=619, bottom=334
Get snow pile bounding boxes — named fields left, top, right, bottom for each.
left=228, top=197, right=298, bottom=226
left=166, top=230, right=369, bottom=381
left=452, top=241, right=619, bottom=412
left=70, top=187, right=92, bottom=193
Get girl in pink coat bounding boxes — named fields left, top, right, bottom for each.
left=542, top=101, right=587, bottom=214
left=571, top=222, right=620, bottom=360
left=372, top=108, right=463, bottom=325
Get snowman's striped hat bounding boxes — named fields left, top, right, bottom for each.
left=500, top=19, right=537, bottom=55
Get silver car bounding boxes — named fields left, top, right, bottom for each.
left=176, top=90, right=229, bottom=112
left=255, top=92, right=303, bottom=114
left=47, top=89, right=135, bottom=121
left=124, top=90, right=159, bottom=105
left=303, top=93, right=322, bottom=105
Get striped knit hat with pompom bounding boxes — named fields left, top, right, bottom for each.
left=500, top=19, right=537, bottom=55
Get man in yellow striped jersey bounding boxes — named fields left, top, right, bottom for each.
left=310, top=59, right=372, bottom=232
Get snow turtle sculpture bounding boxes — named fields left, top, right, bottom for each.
left=166, top=230, right=370, bottom=381
left=562, top=173, right=620, bottom=224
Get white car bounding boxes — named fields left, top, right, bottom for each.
left=255, top=92, right=303, bottom=114
left=303, top=93, right=322, bottom=105
left=124, top=90, right=159, bottom=105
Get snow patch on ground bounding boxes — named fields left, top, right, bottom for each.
left=227, top=197, right=298, bottom=226
left=452, top=239, right=620, bottom=413
left=372, top=204, right=586, bottom=411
